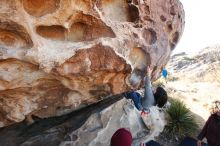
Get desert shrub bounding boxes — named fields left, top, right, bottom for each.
left=183, top=56, right=195, bottom=61
left=163, top=98, right=199, bottom=140
left=153, top=79, right=165, bottom=87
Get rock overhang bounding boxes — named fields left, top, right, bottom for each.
left=0, top=0, right=185, bottom=127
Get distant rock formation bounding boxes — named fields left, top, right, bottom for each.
left=168, top=45, right=220, bottom=72
left=0, top=0, right=184, bottom=127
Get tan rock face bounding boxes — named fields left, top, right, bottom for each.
left=0, top=0, right=184, bottom=127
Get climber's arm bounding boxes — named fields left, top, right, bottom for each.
left=141, top=67, right=155, bottom=108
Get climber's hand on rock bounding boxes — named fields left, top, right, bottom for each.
left=147, top=66, right=153, bottom=77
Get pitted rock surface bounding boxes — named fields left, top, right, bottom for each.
left=0, top=0, right=184, bottom=127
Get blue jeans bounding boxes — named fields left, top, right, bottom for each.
left=123, top=91, right=143, bottom=111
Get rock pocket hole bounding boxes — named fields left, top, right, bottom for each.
left=129, top=47, right=151, bottom=70
left=68, top=13, right=115, bottom=42
left=169, top=41, right=176, bottom=50
left=166, top=21, right=173, bottom=33
left=22, top=0, right=60, bottom=17
left=142, top=28, right=157, bottom=45
left=36, top=25, right=66, bottom=41
left=172, top=31, right=180, bottom=44
left=0, top=20, right=33, bottom=49
left=71, top=134, right=78, bottom=141
left=160, top=15, right=167, bottom=22
left=128, top=4, right=139, bottom=22
left=144, top=5, right=150, bottom=15
left=170, top=5, right=176, bottom=16
left=67, top=22, right=87, bottom=42
left=68, top=22, right=115, bottom=42
left=169, top=32, right=179, bottom=50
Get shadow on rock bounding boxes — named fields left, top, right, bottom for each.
left=0, top=94, right=123, bottom=146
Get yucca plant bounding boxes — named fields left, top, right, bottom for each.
left=164, top=99, right=199, bottom=140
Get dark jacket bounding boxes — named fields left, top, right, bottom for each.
left=197, top=113, right=220, bottom=146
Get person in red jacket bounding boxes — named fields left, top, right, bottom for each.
left=197, top=101, right=220, bottom=146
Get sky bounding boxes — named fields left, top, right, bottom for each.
left=173, top=0, right=220, bottom=54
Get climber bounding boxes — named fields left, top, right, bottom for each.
left=123, top=66, right=168, bottom=115
left=197, top=100, right=220, bottom=146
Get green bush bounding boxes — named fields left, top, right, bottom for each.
left=163, top=99, right=199, bottom=140
left=183, top=56, right=195, bottom=61
left=153, top=79, right=165, bottom=87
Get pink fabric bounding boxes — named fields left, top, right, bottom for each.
left=111, top=128, right=132, bottom=146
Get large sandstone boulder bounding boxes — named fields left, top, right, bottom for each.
left=0, top=0, right=184, bottom=127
